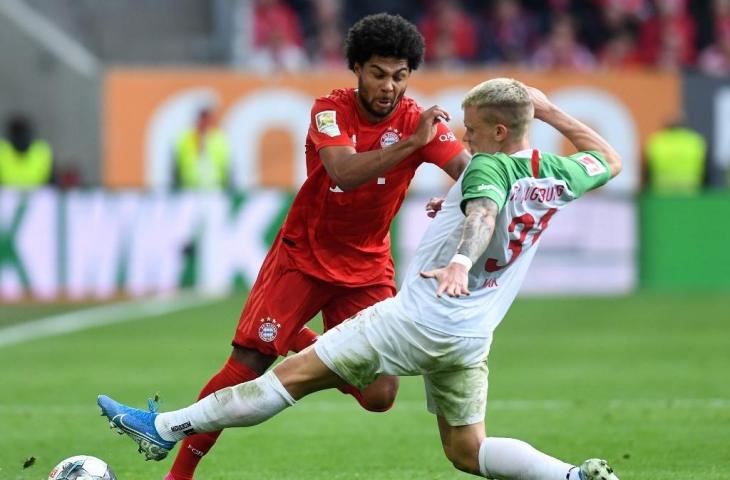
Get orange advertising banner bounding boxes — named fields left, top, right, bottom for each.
left=104, top=69, right=680, bottom=192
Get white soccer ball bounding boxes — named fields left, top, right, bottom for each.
left=48, top=455, right=117, bottom=480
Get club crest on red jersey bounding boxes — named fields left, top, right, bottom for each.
left=380, top=127, right=401, bottom=148
left=258, top=317, right=281, bottom=342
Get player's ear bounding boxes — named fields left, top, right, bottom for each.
left=495, top=124, right=509, bottom=141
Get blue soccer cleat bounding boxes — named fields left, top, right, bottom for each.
left=97, top=394, right=176, bottom=461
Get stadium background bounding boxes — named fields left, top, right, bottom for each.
left=0, top=1, right=728, bottom=479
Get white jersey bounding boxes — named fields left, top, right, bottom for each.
left=395, top=148, right=611, bottom=339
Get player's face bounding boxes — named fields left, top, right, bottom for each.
left=354, top=56, right=410, bottom=120
left=462, top=106, right=506, bottom=154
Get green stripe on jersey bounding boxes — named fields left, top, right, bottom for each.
left=460, top=150, right=610, bottom=213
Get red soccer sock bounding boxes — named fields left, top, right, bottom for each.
left=167, top=358, right=259, bottom=480
left=337, top=383, right=367, bottom=407
left=290, top=326, right=319, bottom=353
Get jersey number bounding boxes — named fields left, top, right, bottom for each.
left=485, top=208, right=557, bottom=273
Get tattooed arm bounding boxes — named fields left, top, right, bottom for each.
left=420, top=197, right=499, bottom=297
left=457, top=197, right=499, bottom=262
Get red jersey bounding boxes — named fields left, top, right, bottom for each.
left=280, top=88, right=464, bottom=286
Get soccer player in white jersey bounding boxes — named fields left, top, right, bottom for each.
left=98, top=78, right=623, bottom=480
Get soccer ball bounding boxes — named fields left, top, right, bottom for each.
left=48, top=455, right=117, bottom=480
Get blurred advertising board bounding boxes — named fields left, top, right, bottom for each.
left=0, top=189, right=635, bottom=302
left=104, top=69, right=679, bottom=194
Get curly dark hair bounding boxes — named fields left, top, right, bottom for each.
left=345, top=13, right=425, bottom=71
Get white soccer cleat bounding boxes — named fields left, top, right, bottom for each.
left=578, top=458, right=619, bottom=480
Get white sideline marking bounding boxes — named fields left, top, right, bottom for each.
left=0, top=294, right=216, bottom=348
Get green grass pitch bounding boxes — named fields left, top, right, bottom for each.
left=1, top=292, right=728, bottom=479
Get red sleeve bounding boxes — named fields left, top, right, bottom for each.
left=309, top=97, right=355, bottom=151
left=419, top=121, right=465, bottom=168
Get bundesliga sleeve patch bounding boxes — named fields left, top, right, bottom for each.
left=574, top=155, right=606, bottom=177
left=315, top=110, right=341, bottom=137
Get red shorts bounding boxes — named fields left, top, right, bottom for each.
left=233, top=238, right=396, bottom=357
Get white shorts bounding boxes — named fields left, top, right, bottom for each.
left=314, top=297, right=490, bottom=426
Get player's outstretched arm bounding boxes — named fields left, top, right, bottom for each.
left=420, top=197, right=499, bottom=297
left=528, top=87, right=622, bottom=178
left=457, top=197, right=499, bottom=262
left=321, top=105, right=451, bottom=190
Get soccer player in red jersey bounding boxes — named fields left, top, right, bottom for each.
left=165, top=13, right=470, bottom=480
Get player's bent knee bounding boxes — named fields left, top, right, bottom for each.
left=360, top=396, right=395, bottom=412
left=359, top=390, right=396, bottom=412
left=360, top=377, right=399, bottom=412
left=441, top=433, right=482, bottom=476
left=444, top=449, right=480, bottom=476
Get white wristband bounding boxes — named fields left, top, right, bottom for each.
left=450, top=254, right=473, bottom=270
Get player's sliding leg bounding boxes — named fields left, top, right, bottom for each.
left=477, top=437, right=620, bottom=480
left=478, top=436, right=582, bottom=479
left=289, top=322, right=398, bottom=412
left=427, top=361, right=621, bottom=480
left=98, top=348, right=346, bottom=459
left=165, top=347, right=274, bottom=480
left=435, top=417, right=619, bottom=479
left=289, top=325, right=392, bottom=412
left=436, top=417, right=485, bottom=475
left=322, top=284, right=399, bottom=412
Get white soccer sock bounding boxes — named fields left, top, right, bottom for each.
left=478, top=437, right=577, bottom=480
left=154, top=371, right=296, bottom=442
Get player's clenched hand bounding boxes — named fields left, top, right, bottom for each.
left=527, top=87, right=554, bottom=121
left=412, top=105, right=450, bottom=147
left=425, top=196, right=444, bottom=218
left=420, top=263, right=470, bottom=298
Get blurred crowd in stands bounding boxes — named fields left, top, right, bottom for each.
left=244, top=0, right=730, bottom=75
left=0, top=0, right=724, bottom=191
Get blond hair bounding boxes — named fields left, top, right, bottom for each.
left=461, top=78, right=534, bottom=137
